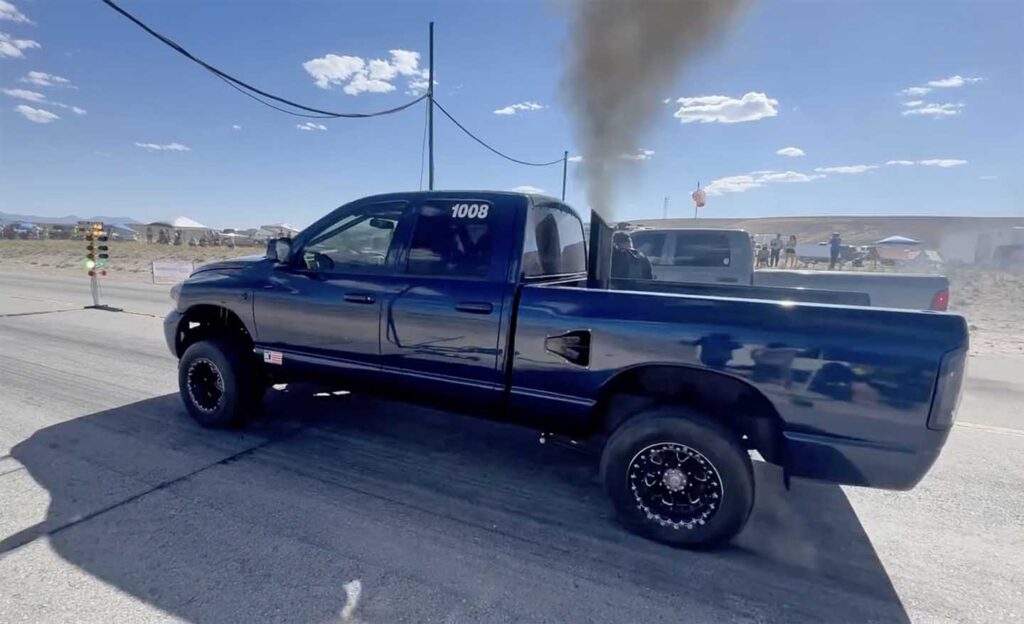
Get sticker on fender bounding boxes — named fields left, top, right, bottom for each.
left=263, top=350, right=283, bottom=365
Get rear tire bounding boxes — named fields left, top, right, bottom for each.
left=178, top=339, right=262, bottom=428
left=601, top=408, right=754, bottom=549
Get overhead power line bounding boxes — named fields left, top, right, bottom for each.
left=98, top=0, right=426, bottom=119
left=432, top=99, right=566, bottom=167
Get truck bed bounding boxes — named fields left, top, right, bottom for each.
left=753, top=269, right=948, bottom=310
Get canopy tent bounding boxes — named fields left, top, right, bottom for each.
left=873, top=235, right=921, bottom=246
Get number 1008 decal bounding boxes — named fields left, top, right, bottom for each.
left=450, top=203, right=489, bottom=219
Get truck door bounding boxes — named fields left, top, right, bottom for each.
left=252, top=201, right=409, bottom=377
left=379, top=197, right=516, bottom=408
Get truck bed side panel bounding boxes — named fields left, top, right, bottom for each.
left=510, top=284, right=967, bottom=487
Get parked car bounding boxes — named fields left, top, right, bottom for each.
left=165, top=192, right=968, bottom=548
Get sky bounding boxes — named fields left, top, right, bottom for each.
left=0, top=0, right=1021, bottom=229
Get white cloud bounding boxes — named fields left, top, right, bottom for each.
left=493, top=101, right=545, bottom=115
left=885, top=158, right=968, bottom=168
left=902, top=100, right=924, bottom=108
left=918, top=158, right=967, bottom=168
left=814, top=164, right=878, bottom=174
left=135, top=142, right=190, bottom=151
left=406, top=68, right=435, bottom=96
left=2, top=87, right=43, bottom=101
left=673, top=92, right=779, bottom=124
left=303, top=49, right=430, bottom=96
left=775, top=146, right=805, bottom=157
left=303, top=54, right=365, bottom=88
left=620, top=149, right=654, bottom=161
left=927, top=75, right=983, bottom=88
left=759, top=171, right=822, bottom=183
left=0, top=32, right=39, bottom=58
left=509, top=185, right=545, bottom=194
left=14, top=104, right=58, bottom=123
left=705, top=169, right=823, bottom=196
left=567, top=155, right=583, bottom=163
left=20, top=71, right=72, bottom=88
left=901, top=102, right=963, bottom=118
left=705, top=175, right=763, bottom=196
left=979, top=175, right=997, bottom=181
left=296, top=122, right=327, bottom=131
left=0, top=0, right=31, bottom=24
left=70, top=106, right=86, bottom=115
left=900, top=86, right=932, bottom=97
left=232, top=124, right=241, bottom=130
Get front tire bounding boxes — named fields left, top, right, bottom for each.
left=178, top=339, right=261, bottom=428
left=601, top=408, right=754, bottom=549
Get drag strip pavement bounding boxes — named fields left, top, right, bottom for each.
left=1, top=271, right=1021, bottom=623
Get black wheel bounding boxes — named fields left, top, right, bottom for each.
left=178, top=339, right=262, bottom=428
left=601, top=408, right=754, bottom=549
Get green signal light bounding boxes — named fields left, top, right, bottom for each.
left=84, top=259, right=96, bottom=270
left=96, top=259, right=108, bottom=268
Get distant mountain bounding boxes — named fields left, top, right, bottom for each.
left=0, top=212, right=141, bottom=225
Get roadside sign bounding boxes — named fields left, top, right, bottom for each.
left=152, top=260, right=194, bottom=284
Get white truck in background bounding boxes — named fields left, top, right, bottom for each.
left=629, top=228, right=950, bottom=311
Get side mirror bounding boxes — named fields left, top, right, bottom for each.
left=266, top=237, right=292, bottom=264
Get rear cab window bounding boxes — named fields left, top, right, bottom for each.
left=405, top=200, right=499, bottom=279
left=522, top=201, right=587, bottom=278
left=670, top=232, right=732, bottom=267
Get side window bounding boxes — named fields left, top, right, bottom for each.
left=671, top=232, right=732, bottom=267
left=406, top=202, right=494, bottom=278
left=302, top=203, right=405, bottom=272
left=522, top=202, right=587, bottom=277
left=631, top=232, right=666, bottom=264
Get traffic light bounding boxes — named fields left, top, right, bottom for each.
left=82, top=222, right=108, bottom=274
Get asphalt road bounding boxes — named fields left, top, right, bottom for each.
left=1, top=271, right=1021, bottom=623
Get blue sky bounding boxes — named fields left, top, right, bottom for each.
left=1, top=0, right=1021, bottom=228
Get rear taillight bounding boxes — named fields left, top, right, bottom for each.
left=927, top=348, right=966, bottom=430
left=930, top=288, right=949, bottom=311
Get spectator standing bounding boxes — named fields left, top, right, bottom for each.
left=769, top=233, right=783, bottom=267
left=784, top=235, right=797, bottom=268
left=611, top=231, right=653, bottom=280
left=829, top=232, right=842, bottom=270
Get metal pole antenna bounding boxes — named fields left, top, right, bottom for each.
left=561, top=150, right=568, bottom=201
left=427, top=21, right=435, bottom=190
left=663, top=196, right=669, bottom=220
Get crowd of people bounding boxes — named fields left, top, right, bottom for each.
left=755, top=232, right=844, bottom=270
left=755, top=233, right=799, bottom=269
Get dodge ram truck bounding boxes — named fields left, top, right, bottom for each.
left=629, top=227, right=950, bottom=310
left=165, top=191, right=968, bottom=548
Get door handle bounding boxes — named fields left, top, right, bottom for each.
left=344, top=293, right=375, bottom=304
left=455, top=301, right=493, bottom=315
left=716, top=277, right=739, bottom=283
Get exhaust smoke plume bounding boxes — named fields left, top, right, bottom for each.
left=565, top=0, right=749, bottom=221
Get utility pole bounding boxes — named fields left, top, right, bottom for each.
left=662, top=196, right=669, bottom=220
left=427, top=21, right=435, bottom=191
left=561, top=150, right=568, bottom=201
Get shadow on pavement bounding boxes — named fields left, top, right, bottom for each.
left=4, top=387, right=909, bottom=623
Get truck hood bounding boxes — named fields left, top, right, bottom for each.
left=192, top=255, right=266, bottom=273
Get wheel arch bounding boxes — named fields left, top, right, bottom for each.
left=172, top=304, right=255, bottom=358
left=591, top=364, right=787, bottom=466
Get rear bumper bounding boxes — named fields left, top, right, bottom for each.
left=164, top=310, right=183, bottom=358
left=783, top=428, right=951, bottom=490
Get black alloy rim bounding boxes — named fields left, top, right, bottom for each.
left=187, top=358, right=224, bottom=412
left=627, top=442, right=724, bottom=530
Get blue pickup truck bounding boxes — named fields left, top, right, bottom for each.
left=165, top=191, right=968, bottom=548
